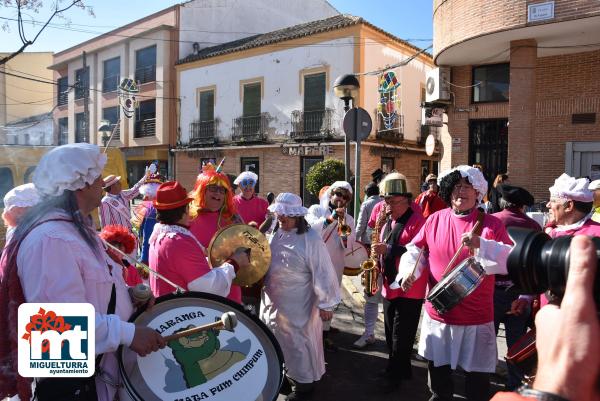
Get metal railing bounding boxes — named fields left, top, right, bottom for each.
left=110, top=123, right=120, bottom=140
left=57, top=90, right=68, bottom=106
left=190, top=120, right=217, bottom=145
left=134, top=118, right=156, bottom=137
left=75, top=130, right=88, bottom=143
left=375, top=114, right=404, bottom=142
left=290, top=108, right=334, bottom=141
left=74, top=82, right=88, bottom=100
left=232, top=114, right=268, bottom=143
left=135, top=64, right=156, bottom=84
left=102, top=75, right=120, bottom=93
left=417, top=123, right=439, bottom=145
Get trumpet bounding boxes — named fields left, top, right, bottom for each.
left=338, top=212, right=351, bottom=248
left=360, top=208, right=387, bottom=297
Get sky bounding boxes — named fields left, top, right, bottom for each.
left=0, top=0, right=433, bottom=54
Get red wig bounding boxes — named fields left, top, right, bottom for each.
left=189, top=163, right=236, bottom=221
left=99, top=225, right=136, bottom=254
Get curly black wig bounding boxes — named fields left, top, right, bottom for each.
left=438, top=170, right=464, bottom=205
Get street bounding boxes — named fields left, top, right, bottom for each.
left=276, top=277, right=508, bottom=401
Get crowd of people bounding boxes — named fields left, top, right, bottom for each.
left=0, top=142, right=598, bottom=401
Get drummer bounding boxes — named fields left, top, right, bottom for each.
left=148, top=181, right=250, bottom=297
left=260, top=193, right=340, bottom=401
left=397, top=165, right=511, bottom=401
left=0, top=144, right=165, bottom=401
left=189, top=163, right=244, bottom=303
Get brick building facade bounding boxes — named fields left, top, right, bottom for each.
left=433, top=0, right=600, bottom=202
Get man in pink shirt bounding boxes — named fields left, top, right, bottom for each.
left=149, top=181, right=250, bottom=298
left=369, top=173, right=426, bottom=393
left=398, top=165, right=511, bottom=401
left=233, top=171, right=269, bottom=227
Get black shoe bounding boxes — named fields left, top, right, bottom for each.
left=328, top=326, right=340, bottom=334
left=285, top=390, right=312, bottom=401
left=323, top=337, right=338, bottom=352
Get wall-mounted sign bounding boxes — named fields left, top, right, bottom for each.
left=186, top=149, right=224, bottom=159
left=528, top=1, right=554, bottom=22
left=425, top=134, right=436, bottom=156
left=422, top=107, right=444, bottom=127
left=281, top=145, right=334, bottom=156
left=369, top=146, right=401, bottom=158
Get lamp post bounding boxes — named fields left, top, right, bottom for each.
left=98, top=120, right=112, bottom=148
left=333, top=74, right=360, bottom=183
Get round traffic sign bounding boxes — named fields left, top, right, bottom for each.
left=425, top=134, right=436, bottom=156
left=343, top=107, right=372, bottom=142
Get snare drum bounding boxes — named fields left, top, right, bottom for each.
left=426, top=257, right=485, bottom=314
left=343, top=242, right=369, bottom=276
left=119, top=292, right=284, bottom=401
left=506, top=329, right=537, bottom=382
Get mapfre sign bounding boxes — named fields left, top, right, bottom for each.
left=281, top=145, right=334, bottom=156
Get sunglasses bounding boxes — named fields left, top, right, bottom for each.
left=239, top=179, right=256, bottom=188
left=333, top=191, right=347, bottom=198
left=207, top=185, right=227, bottom=194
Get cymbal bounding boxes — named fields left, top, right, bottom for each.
left=207, top=224, right=272, bottom=286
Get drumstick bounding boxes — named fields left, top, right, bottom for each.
left=163, top=312, right=237, bottom=342
left=409, top=247, right=425, bottom=277
left=441, top=220, right=482, bottom=277
left=102, top=239, right=186, bottom=293
left=215, top=157, right=226, bottom=173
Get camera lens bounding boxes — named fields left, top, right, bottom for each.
left=506, top=227, right=600, bottom=308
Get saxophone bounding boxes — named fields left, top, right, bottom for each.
left=360, top=207, right=387, bottom=297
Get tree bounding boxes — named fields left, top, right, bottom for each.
left=0, top=0, right=90, bottom=65
left=305, top=159, right=348, bottom=197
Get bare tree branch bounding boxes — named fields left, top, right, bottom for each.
left=0, top=0, right=84, bottom=66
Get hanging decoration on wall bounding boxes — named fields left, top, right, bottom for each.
left=118, top=78, right=140, bottom=119
left=377, top=71, right=401, bottom=130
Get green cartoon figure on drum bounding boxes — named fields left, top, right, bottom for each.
left=168, top=325, right=246, bottom=388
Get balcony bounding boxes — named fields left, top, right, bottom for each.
left=290, top=108, right=334, bottom=141
left=417, top=123, right=440, bottom=145
left=232, top=114, right=268, bottom=143
left=110, top=123, right=120, bottom=140
left=190, top=120, right=218, bottom=146
left=375, top=114, right=403, bottom=142
left=135, top=64, right=156, bottom=85
left=135, top=118, right=156, bottom=138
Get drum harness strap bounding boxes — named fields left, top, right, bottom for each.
left=440, top=210, right=485, bottom=279
left=381, top=208, right=414, bottom=283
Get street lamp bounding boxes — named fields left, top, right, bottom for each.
left=98, top=119, right=112, bottom=148
left=333, top=74, right=360, bottom=182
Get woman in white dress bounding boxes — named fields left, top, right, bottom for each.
left=260, top=193, right=340, bottom=401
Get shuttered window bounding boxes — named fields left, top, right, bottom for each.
left=199, top=90, right=214, bottom=122
left=243, top=83, right=261, bottom=117
left=303, top=72, right=326, bottom=111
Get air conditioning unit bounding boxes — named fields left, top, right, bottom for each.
left=425, top=67, right=451, bottom=103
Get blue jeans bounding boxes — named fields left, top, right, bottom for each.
left=493, top=286, right=531, bottom=390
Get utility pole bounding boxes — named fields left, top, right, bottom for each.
left=82, top=50, right=89, bottom=143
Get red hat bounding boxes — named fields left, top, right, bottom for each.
left=153, top=181, right=193, bottom=210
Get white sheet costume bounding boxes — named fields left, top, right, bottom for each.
left=260, top=194, right=340, bottom=384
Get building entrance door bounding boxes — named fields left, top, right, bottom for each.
left=566, top=141, right=600, bottom=180
left=469, top=119, right=508, bottom=182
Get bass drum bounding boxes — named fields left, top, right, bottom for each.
left=343, top=242, right=369, bottom=276
left=119, top=292, right=284, bottom=401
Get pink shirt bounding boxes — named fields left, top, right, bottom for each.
left=189, top=212, right=242, bottom=303
left=149, top=231, right=210, bottom=297
left=381, top=210, right=427, bottom=300
left=412, top=208, right=511, bottom=325
left=233, top=195, right=269, bottom=226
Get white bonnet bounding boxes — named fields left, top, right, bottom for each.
left=329, top=181, right=353, bottom=196
left=3, top=183, right=41, bottom=211
left=549, top=173, right=593, bottom=202
left=34, top=143, right=107, bottom=197
left=588, top=179, right=600, bottom=191
left=438, top=165, right=488, bottom=202
left=268, top=193, right=308, bottom=217
left=234, top=171, right=258, bottom=185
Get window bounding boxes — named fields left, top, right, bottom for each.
left=135, top=99, right=156, bottom=137
left=58, top=117, right=68, bottom=145
left=135, top=45, right=156, bottom=84
left=199, top=90, right=214, bottom=122
left=103, top=106, right=120, bottom=139
left=242, top=83, right=261, bottom=135
left=469, top=119, right=508, bottom=181
left=75, top=112, right=87, bottom=143
left=303, top=72, right=326, bottom=133
left=57, top=77, right=68, bottom=106
left=240, top=157, right=260, bottom=193
left=75, top=67, right=89, bottom=100
left=0, top=168, right=15, bottom=208
left=103, top=57, right=120, bottom=93
left=472, top=63, right=509, bottom=103
left=382, top=157, right=394, bottom=174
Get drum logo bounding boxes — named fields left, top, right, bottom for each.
left=17, top=303, right=95, bottom=378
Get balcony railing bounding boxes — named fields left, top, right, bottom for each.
left=290, top=108, right=334, bottom=141
left=135, top=64, right=156, bottom=85
left=75, top=130, right=88, bottom=143
left=418, top=123, right=439, bottom=145
left=135, top=118, right=156, bottom=138
left=232, top=114, right=268, bottom=143
left=57, top=90, right=68, bottom=106
left=102, top=75, right=120, bottom=93
left=110, top=123, right=120, bottom=140
left=190, top=120, right=217, bottom=145
left=375, top=114, right=404, bottom=142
